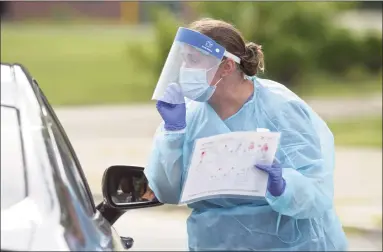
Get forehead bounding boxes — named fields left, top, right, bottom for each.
left=180, top=45, right=219, bottom=68
left=181, top=44, right=210, bottom=58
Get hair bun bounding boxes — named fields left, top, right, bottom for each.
left=240, top=42, right=265, bottom=76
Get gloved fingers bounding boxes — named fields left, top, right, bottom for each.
left=156, top=100, right=176, bottom=110
left=254, top=164, right=271, bottom=173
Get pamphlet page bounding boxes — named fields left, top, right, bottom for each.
left=180, top=131, right=281, bottom=204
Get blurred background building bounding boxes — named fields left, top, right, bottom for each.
left=1, top=2, right=186, bottom=24
left=1, top=1, right=381, bottom=24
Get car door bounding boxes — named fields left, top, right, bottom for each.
left=29, top=77, right=125, bottom=251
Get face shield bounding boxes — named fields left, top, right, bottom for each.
left=152, top=27, right=241, bottom=104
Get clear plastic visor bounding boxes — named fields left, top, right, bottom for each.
left=152, top=27, right=233, bottom=104
left=152, top=42, right=223, bottom=104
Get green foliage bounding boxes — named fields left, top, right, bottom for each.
left=151, top=7, right=184, bottom=76
left=1, top=24, right=156, bottom=105
left=126, top=5, right=183, bottom=89
left=129, top=2, right=382, bottom=88
left=317, top=29, right=382, bottom=75
left=317, top=28, right=364, bottom=74
left=361, top=33, right=383, bottom=73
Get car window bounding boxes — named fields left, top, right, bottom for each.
left=26, top=77, right=96, bottom=215
left=43, top=103, right=96, bottom=216
left=43, top=106, right=95, bottom=215
left=1, top=105, right=27, bottom=209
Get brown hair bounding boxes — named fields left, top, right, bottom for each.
left=188, top=18, right=264, bottom=76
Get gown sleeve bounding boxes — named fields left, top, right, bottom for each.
left=144, top=123, right=185, bottom=204
left=265, top=101, right=335, bottom=219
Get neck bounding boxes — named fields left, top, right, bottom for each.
left=209, top=78, right=254, bottom=120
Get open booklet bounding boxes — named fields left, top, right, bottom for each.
left=179, top=129, right=281, bottom=205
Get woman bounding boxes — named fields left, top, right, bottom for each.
left=144, top=18, right=348, bottom=251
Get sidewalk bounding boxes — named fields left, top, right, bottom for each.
left=54, top=94, right=382, bottom=124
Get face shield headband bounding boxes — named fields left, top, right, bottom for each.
left=175, top=27, right=241, bottom=64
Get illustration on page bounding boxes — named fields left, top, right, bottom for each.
left=180, top=131, right=280, bottom=204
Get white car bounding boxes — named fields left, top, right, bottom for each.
left=1, top=63, right=162, bottom=251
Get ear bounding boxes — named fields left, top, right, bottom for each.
left=221, top=59, right=237, bottom=77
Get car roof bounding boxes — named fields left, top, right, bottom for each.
left=1, top=64, right=18, bottom=107
left=1, top=63, right=43, bottom=111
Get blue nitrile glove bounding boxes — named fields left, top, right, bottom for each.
left=156, top=83, right=186, bottom=131
left=255, top=159, right=286, bottom=197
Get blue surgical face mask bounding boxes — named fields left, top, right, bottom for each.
left=179, top=66, right=222, bottom=102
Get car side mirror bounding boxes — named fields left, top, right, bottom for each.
left=101, top=165, right=163, bottom=210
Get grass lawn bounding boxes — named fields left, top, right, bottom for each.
left=328, top=116, right=382, bottom=148
left=1, top=23, right=382, bottom=105
left=1, top=23, right=157, bottom=105
left=295, top=71, right=382, bottom=98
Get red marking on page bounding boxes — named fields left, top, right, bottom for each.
left=261, top=143, right=269, bottom=152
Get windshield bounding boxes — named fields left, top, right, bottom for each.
left=1, top=105, right=27, bottom=209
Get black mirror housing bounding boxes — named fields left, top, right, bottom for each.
left=101, top=165, right=163, bottom=210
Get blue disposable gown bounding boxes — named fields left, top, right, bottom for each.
left=144, top=77, right=348, bottom=251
